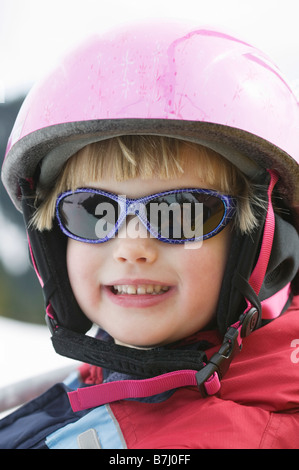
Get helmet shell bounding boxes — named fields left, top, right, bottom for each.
left=2, top=22, right=299, bottom=222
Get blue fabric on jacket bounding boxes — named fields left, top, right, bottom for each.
left=0, top=383, right=87, bottom=449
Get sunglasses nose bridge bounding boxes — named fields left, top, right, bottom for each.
left=126, top=201, right=146, bottom=217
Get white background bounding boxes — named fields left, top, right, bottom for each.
left=1, top=0, right=299, bottom=100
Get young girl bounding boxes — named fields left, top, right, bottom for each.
left=0, top=22, right=299, bottom=449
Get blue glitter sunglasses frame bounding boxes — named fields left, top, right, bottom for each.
left=56, top=188, right=237, bottom=244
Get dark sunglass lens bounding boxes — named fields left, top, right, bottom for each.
left=146, top=192, right=225, bottom=240
left=185, top=192, right=226, bottom=236
left=145, top=193, right=184, bottom=239
left=58, top=192, right=119, bottom=240
left=199, top=195, right=225, bottom=235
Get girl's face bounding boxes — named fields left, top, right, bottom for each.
left=66, top=159, right=232, bottom=348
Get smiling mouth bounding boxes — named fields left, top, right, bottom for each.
left=111, top=284, right=170, bottom=295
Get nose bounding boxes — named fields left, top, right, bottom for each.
left=113, top=217, right=158, bottom=264
left=113, top=238, right=158, bottom=264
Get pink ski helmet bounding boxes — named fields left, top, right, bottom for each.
left=1, top=22, right=299, bottom=393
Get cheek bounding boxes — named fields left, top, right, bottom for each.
left=66, top=240, right=99, bottom=307
left=178, top=230, right=231, bottom=306
left=67, top=240, right=85, bottom=284
left=182, top=239, right=228, bottom=279
left=181, top=249, right=223, bottom=292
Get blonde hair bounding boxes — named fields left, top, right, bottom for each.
left=32, top=135, right=261, bottom=234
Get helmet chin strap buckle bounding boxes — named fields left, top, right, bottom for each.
left=195, top=324, right=241, bottom=397
left=196, top=306, right=260, bottom=397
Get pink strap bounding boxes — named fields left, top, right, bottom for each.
left=261, top=282, right=291, bottom=319
left=203, top=371, right=221, bottom=395
left=249, top=170, right=278, bottom=296
left=27, top=237, right=44, bottom=287
left=68, top=369, right=220, bottom=412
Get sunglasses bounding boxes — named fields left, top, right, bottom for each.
left=56, top=188, right=236, bottom=244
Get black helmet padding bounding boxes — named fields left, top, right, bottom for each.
left=20, top=178, right=92, bottom=334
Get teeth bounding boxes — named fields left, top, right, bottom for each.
left=113, top=284, right=170, bottom=295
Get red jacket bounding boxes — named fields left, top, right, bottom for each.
left=103, top=296, right=299, bottom=449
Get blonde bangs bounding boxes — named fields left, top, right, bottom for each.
left=32, top=136, right=260, bottom=234
left=61, top=136, right=185, bottom=187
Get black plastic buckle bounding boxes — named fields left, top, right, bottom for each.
left=239, top=307, right=261, bottom=338
left=195, top=326, right=241, bottom=397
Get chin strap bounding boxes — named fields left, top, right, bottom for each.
left=67, top=323, right=241, bottom=412
left=68, top=370, right=200, bottom=412
left=248, top=170, right=279, bottom=294
left=49, top=323, right=208, bottom=377
left=65, top=307, right=257, bottom=411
